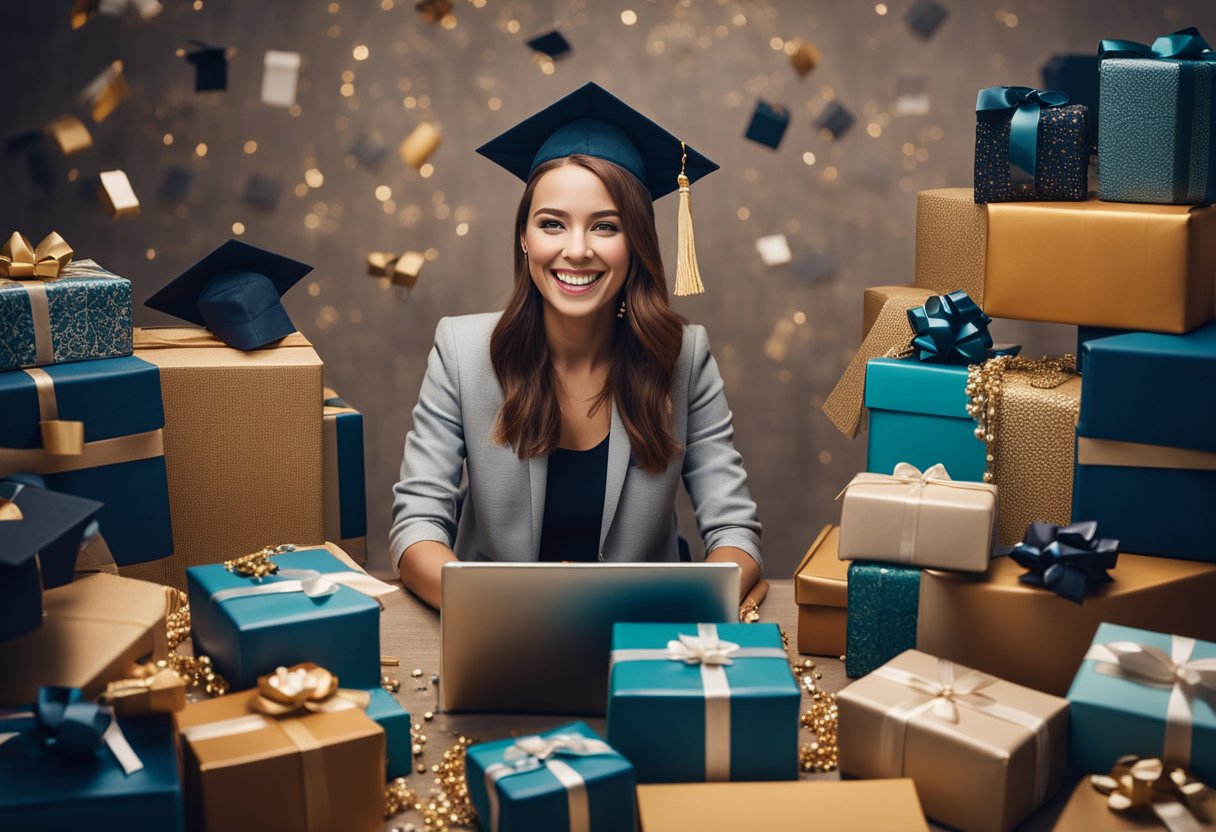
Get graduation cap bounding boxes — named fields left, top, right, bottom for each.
left=349, top=134, right=388, bottom=171
left=184, top=40, right=229, bottom=92
left=144, top=239, right=313, bottom=351
left=476, top=82, right=718, bottom=295
left=905, top=0, right=949, bottom=41
left=744, top=99, right=790, bottom=150
left=243, top=173, right=282, bottom=212
left=526, top=30, right=572, bottom=60
left=815, top=100, right=855, bottom=140
left=159, top=165, right=194, bottom=202
left=0, top=479, right=103, bottom=642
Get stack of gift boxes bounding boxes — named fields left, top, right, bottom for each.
left=0, top=236, right=403, bottom=830
left=793, top=27, right=1216, bottom=832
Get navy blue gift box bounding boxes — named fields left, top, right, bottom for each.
left=744, top=100, right=790, bottom=150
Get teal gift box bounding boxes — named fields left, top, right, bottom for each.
left=1068, top=622, right=1216, bottom=782
left=607, top=622, right=798, bottom=783
left=0, top=354, right=173, bottom=567
left=323, top=390, right=367, bottom=562
left=0, top=712, right=182, bottom=832
left=466, top=721, right=636, bottom=832
left=846, top=562, right=921, bottom=678
left=365, top=687, right=411, bottom=779
left=864, top=358, right=986, bottom=483
left=1098, top=30, right=1216, bottom=204
left=185, top=547, right=382, bottom=691
left=0, top=258, right=133, bottom=371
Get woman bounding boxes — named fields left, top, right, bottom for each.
left=390, top=83, right=761, bottom=610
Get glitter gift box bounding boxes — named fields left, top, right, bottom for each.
left=365, top=687, right=411, bottom=779
left=466, top=721, right=636, bottom=832
left=0, top=258, right=132, bottom=371
left=0, top=713, right=183, bottom=832
left=1073, top=324, right=1216, bottom=562
left=974, top=100, right=1089, bottom=204
left=323, top=389, right=367, bottom=563
left=918, top=553, right=1216, bottom=696
left=185, top=546, right=386, bottom=691
left=794, top=525, right=849, bottom=657
left=176, top=686, right=383, bottom=832
left=0, top=355, right=174, bottom=567
left=1068, top=623, right=1216, bottom=783
left=607, top=622, right=799, bottom=783
left=838, top=649, right=1070, bottom=832
left=845, top=561, right=920, bottom=678
left=914, top=188, right=1216, bottom=333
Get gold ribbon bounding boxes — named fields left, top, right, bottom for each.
left=23, top=368, right=84, bottom=456
left=1078, top=437, right=1216, bottom=472
left=132, top=327, right=313, bottom=350
left=252, top=663, right=371, bottom=717
left=0, top=231, right=72, bottom=279
left=104, top=665, right=187, bottom=716
left=1091, top=756, right=1212, bottom=832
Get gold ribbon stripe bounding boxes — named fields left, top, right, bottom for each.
left=0, top=429, right=165, bottom=477
left=1078, top=436, right=1216, bottom=472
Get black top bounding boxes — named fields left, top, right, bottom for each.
left=537, top=434, right=609, bottom=563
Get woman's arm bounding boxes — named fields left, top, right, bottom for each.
left=706, top=545, right=761, bottom=603
left=397, top=539, right=459, bottom=610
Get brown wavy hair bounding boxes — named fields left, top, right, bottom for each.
left=489, top=154, right=686, bottom=473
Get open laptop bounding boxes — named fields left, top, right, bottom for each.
left=439, top=562, right=740, bottom=715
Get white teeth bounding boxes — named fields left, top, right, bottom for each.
left=554, top=271, right=602, bottom=286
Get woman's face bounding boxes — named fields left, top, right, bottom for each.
left=522, top=163, right=630, bottom=324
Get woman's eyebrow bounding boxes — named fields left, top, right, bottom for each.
left=532, top=208, right=621, bottom=219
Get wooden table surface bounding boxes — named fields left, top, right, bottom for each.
left=376, top=577, right=1070, bottom=831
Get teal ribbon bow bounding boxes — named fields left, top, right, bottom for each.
left=1099, top=27, right=1216, bottom=61
left=0, top=686, right=143, bottom=774
left=906, top=290, right=994, bottom=365
left=976, top=86, right=1071, bottom=181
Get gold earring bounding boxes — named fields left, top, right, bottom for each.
left=617, top=299, right=626, bottom=319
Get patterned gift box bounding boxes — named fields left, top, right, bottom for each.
left=365, top=686, right=411, bottom=779
left=845, top=561, right=920, bottom=678
left=0, top=257, right=132, bottom=371
left=1098, top=29, right=1216, bottom=204
left=1068, top=623, right=1216, bottom=783
left=794, top=525, right=849, bottom=657
left=838, top=649, right=1070, bottom=832
left=0, top=355, right=173, bottom=567
left=1073, top=324, right=1216, bottom=562
left=973, top=87, right=1088, bottom=204
left=864, top=356, right=1079, bottom=546
left=185, top=545, right=393, bottom=691
left=918, top=554, right=1216, bottom=696
left=914, top=188, right=1216, bottom=333
left=466, top=721, right=636, bottom=832
left=323, top=388, right=367, bottom=563
left=0, top=709, right=182, bottom=832
left=607, top=622, right=798, bottom=783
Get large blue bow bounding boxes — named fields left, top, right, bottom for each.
left=906, top=290, right=994, bottom=365
left=1099, top=27, right=1216, bottom=62
left=1010, top=520, right=1119, bottom=605
left=0, top=687, right=142, bottom=773
left=976, top=86, right=1071, bottom=181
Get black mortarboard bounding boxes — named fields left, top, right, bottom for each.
left=476, top=81, right=718, bottom=295
left=160, top=165, right=194, bottom=202
left=0, top=479, right=103, bottom=642
left=905, top=0, right=949, bottom=41
left=815, top=101, right=855, bottom=140
left=144, top=239, right=313, bottom=351
left=350, top=134, right=388, bottom=171
left=185, top=40, right=229, bottom=92
left=526, top=30, right=572, bottom=59
left=243, top=173, right=282, bottom=212
left=744, top=99, right=790, bottom=150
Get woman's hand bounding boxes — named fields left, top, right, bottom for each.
left=397, top=540, right=459, bottom=611
left=705, top=545, right=761, bottom=604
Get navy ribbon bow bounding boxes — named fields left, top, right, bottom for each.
left=1099, top=27, right=1216, bottom=62
left=1010, top=521, right=1119, bottom=604
left=906, top=290, right=995, bottom=365
left=976, top=86, right=1071, bottom=181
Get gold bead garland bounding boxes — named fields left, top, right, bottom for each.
left=224, top=543, right=297, bottom=578
left=795, top=657, right=839, bottom=773
left=161, top=587, right=230, bottom=697
left=966, top=354, right=1077, bottom=483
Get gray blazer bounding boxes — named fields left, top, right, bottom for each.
left=389, top=312, right=762, bottom=571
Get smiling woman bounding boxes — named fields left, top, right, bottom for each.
left=390, top=83, right=762, bottom=610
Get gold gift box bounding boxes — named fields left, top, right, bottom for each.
left=0, top=573, right=171, bottom=705
left=793, top=525, right=848, bottom=656
left=124, top=327, right=324, bottom=589
left=838, top=649, right=1070, bottom=832
left=918, top=553, right=1216, bottom=696
left=637, top=779, right=929, bottom=831
left=838, top=470, right=997, bottom=572
left=915, top=188, right=1216, bottom=333
left=176, top=689, right=384, bottom=832
left=1052, top=777, right=1213, bottom=830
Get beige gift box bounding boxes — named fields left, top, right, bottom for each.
left=837, top=463, right=998, bottom=572
left=123, top=327, right=324, bottom=590
left=837, top=649, right=1070, bottom=832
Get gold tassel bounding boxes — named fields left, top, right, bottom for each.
left=674, top=141, right=705, bottom=297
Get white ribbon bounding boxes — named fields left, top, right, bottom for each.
left=209, top=567, right=397, bottom=605
left=483, top=733, right=619, bottom=832
left=609, top=623, right=788, bottom=781
left=1085, top=637, right=1216, bottom=768
left=875, top=658, right=1052, bottom=807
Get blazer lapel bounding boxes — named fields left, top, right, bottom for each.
left=598, top=400, right=630, bottom=555
left=528, top=454, right=547, bottom=560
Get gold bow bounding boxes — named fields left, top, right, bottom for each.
left=0, top=232, right=73, bottom=280
left=1092, top=756, right=1212, bottom=830
left=104, top=664, right=187, bottom=716
left=252, top=663, right=371, bottom=716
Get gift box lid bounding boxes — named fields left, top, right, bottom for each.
left=864, top=358, right=970, bottom=419
left=1079, top=323, right=1216, bottom=452
left=794, top=525, right=847, bottom=607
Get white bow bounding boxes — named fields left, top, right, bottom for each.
left=501, top=733, right=614, bottom=770
left=667, top=633, right=741, bottom=667
left=1095, top=641, right=1216, bottom=692
left=891, top=461, right=952, bottom=483
left=890, top=658, right=999, bottom=723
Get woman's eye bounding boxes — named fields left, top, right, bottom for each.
left=593, top=222, right=619, bottom=232
left=540, top=219, right=564, bottom=230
